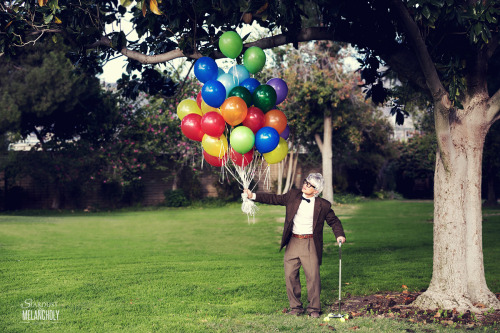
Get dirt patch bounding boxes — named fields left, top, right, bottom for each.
left=327, top=290, right=500, bottom=330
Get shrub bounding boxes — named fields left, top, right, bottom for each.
left=333, top=192, right=366, bottom=204
left=100, top=181, right=123, bottom=208
left=4, top=186, right=27, bottom=210
left=122, top=181, right=145, bottom=205
left=164, top=189, right=190, bottom=207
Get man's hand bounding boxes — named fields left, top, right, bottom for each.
left=243, top=189, right=253, bottom=199
left=337, top=236, right=346, bottom=244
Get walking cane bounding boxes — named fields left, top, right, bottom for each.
left=329, top=240, right=344, bottom=319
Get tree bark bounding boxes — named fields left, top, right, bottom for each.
left=283, top=150, right=294, bottom=193
left=277, top=161, right=284, bottom=194
left=412, top=103, right=500, bottom=312
left=315, top=114, right=334, bottom=203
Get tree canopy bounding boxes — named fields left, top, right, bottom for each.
left=0, top=38, right=121, bottom=149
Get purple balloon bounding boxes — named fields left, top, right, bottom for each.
left=267, top=78, right=288, bottom=104
left=280, top=124, right=290, bottom=140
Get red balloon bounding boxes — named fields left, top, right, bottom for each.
left=181, top=113, right=204, bottom=141
left=264, top=109, right=288, bottom=134
left=201, top=111, right=226, bottom=137
left=196, top=90, right=203, bottom=109
left=242, top=106, right=265, bottom=134
left=203, top=150, right=228, bottom=167
left=230, top=148, right=254, bottom=167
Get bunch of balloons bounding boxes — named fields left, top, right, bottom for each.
left=177, top=31, right=290, bottom=169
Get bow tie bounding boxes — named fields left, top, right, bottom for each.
left=302, top=197, right=311, bottom=203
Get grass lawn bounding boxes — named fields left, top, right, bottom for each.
left=0, top=200, right=498, bottom=332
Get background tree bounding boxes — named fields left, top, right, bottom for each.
left=391, top=134, right=437, bottom=199
left=2, top=0, right=500, bottom=312
left=273, top=42, right=394, bottom=200
left=0, top=38, right=123, bottom=208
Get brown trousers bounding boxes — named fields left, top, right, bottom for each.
left=283, top=237, right=321, bottom=313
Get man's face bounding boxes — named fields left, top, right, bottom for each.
left=302, top=180, right=319, bottom=197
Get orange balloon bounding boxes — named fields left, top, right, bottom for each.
left=220, top=96, right=248, bottom=126
left=264, top=109, right=287, bottom=134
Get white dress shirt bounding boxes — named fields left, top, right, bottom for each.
left=292, top=196, right=315, bottom=235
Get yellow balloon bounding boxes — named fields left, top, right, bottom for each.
left=177, top=99, right=202, bottom=120
left=202, top=133, right=228, bottom=157
left=263, top=138, right=288, bottom=164
left=201, top=99, right=220, bottom=115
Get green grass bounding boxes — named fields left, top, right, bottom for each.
left=0, top=201, right=498, bottom=332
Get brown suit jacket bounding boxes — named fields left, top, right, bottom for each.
left=255, top=189, right=345, bottom=265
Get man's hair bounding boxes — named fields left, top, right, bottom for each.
left=306, top=173, right=324, bottom=197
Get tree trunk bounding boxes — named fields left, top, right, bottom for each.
left=283, top=150, right=294, bottom=193
left=316, top=114, right=334, bottom=203
left=277, top=159, right=284, bottom=194
left=413, top=105, right=500, bottom=312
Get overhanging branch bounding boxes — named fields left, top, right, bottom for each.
left=90, top=28, right=336, bottom=64
left=390, top=0, right=453, bottom=170
left=390, top=0, right=450, bottom=108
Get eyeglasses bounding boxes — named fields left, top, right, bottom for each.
left=303, top=180, right=316, bottom=189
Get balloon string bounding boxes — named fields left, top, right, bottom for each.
left=221, top=153, right=271, bottom=223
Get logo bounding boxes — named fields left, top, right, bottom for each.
left=21, top=299, right=60, bottom=322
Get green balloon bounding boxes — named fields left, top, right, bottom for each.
left=230, top=126, right=255, bottom=154
left=219, top=31, right=243, bottom=59
left=243, top=46, right=266, bottom=73
left=229, top=86, right=253, bottom=107
left=252, top=85, right=277, bottom=112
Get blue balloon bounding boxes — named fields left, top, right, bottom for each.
left=217, top=73, right=237, bottom=98
left=217, top=67, right=225, bottom=78
left=194, top=57, right=218, bottom=83
left=240, top=78, right=260, bottom=94
left=202, top=80, right=226, bottom=108
left=255, top=127, right=280, bottom=153
left=228, top=65, right=250, bottom=85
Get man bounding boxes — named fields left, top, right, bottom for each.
left=244, top=173, right=346, bottom=318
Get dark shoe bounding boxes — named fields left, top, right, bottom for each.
left=286, top=308, right=304, bottom=316
left=308, top=311, right=320, bottom=318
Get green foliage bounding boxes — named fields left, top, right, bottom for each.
left=0, top=39, right=121, bottom=144
left=100, top=180, right=124, bottom=207
left=391, top=134, right=437, bottom=199
left=268, top=42, right=396, bottom=196
left=164, top=189, right=190, bottom=207
left=178, top=166, right=203, bottom=201
left=333, top=192, right=367, bottom=204
left=122, top=180, right=146, bottom=205
left=1, top=0, right=499, bottom=112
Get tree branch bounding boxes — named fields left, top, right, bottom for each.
left=89, top=28, right=337, bottom=64
left=390, top=0, right=450, bottom=108
left=314, top=133, right=323, bottom=153
left=391, top=0, right=453, bottom=171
